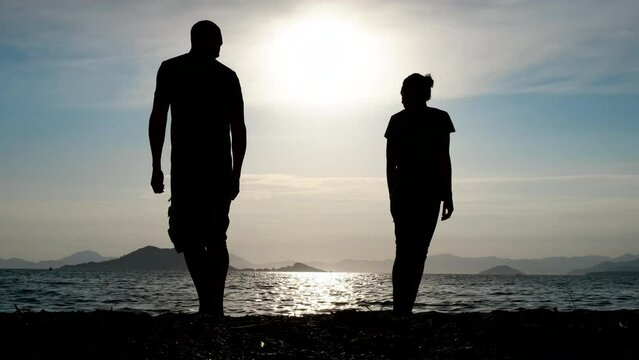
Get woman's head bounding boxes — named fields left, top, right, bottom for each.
left=401, top=73, right=433, bottom=109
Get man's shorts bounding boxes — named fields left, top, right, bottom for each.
left=168, top=195, right=231, bottom=253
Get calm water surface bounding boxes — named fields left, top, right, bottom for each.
left=1, top=270, right=637, bottom=315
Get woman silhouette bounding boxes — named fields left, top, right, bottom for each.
left=385, top=73, right=455, bottom=315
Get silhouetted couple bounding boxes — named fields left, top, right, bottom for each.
left=148, top=21, right=453, bottom=317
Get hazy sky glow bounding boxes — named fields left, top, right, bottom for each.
left=1, top=0, right=638, bottom=262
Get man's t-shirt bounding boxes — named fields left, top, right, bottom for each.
left=384, top=106, right=455, bottom=200
left=154, top=53, right=243, bottom=183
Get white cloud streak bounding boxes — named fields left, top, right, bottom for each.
left=2, top=172, right=638, bottom=261
left=230, top=172, right=639, bottom=260
left=1, top=0, right=638, bottom=109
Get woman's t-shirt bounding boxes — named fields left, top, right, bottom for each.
left=385, top=106, right=455, bottom=200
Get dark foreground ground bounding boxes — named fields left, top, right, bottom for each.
left=1, top=309, right=637, bottom=359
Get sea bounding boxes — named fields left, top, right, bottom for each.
left=1, top=270, right=637, bottom=316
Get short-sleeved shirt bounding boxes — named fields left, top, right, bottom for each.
left=385, top=106, right=455, bottom=200
left=154, top=52, right=243, bottom=190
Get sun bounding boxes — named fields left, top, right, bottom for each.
left=263, top=13, right=385, bottom=105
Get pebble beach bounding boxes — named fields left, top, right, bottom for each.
left=2, top=309, right=638, bottom=359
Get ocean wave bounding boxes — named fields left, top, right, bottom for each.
left=1, top=271, right=638, bottom=315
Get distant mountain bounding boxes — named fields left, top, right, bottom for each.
left=308, top=259, right=393, bottom=274
left=276, top=262, right=324, bottom=272
left=254, top=260, right=302, bottom=269
left=0, top=247, right=253, bottom=271
left=307, top=254, right=613, bottom=275
left=0, top=258, right=36, bottom=269
left=62, top=246, right=188, bottom=271
left=479, top=265, right=524, bottom=275
left=425, top=254, right=610, bottom=275
left=568, top=258, right=639, bottom=275
left=60, top=246, right=322, bottom=272
left=5, top=248, right=636, bottom=275
left=243, top=262, right=325, bottom=272
left=230, top=254, right=256, bottom=269
left=611, top=253, right=639, bottom=262
left=0, top=250, right=111, bottom=269
left=59, top=250, right=111, bottom=265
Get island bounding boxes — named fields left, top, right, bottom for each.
left=240, top=262, right=324, bottom=272
left=479, top=265, right=524, bottom=275
left=60, top=246, right=324, bottom=272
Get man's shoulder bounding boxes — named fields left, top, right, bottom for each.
left=157, top=54, right=189, bottom=75
left=160, top=55, right=236, bottom=76
left=214, top=60, right=237, bottom=76
left=162, top=53, right=190, bottom=66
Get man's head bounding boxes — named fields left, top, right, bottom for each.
left=401, top=73, right=434, bottom=109
left=190, top=20, right=223, bottom=57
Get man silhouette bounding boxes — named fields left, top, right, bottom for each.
left=385, top=73, right=454, bottom=316
left=148, top=20, right=246, bottom=316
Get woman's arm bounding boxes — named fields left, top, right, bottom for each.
left=441, top=134, right=454, bottom=220
left=386, top=140, right=398, bottom=199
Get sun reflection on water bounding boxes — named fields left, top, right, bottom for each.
left=3, top=270, right=637, bottom=315
left=225, top=272, right=390, bottom=316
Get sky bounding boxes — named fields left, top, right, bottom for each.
left=1, top=0, right=638, bottom=263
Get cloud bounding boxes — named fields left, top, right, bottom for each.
left=233, top=173, right=639, bottom=218
left=380, top=0, right=639, bottom=97
left=1, top=0, right=638, bottom=110
left=227, top=172, right=639, bottom=260
left=231, top=172, right=639, bottom=222
left=2, top=171, right=638, bottom=261
left=0, top=0, right=279, bottom=108
left=239, top=174, right=385, bottom=201
left=455, top=174, right=639, bottom=184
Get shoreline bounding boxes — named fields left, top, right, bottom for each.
left=1, top=309, right=637, bottom=359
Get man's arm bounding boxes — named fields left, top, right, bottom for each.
left=230, top=119, right=246, bottom=200
left=229, top=76, right=246, bottom=200
left=149, top=96, right=169, bottom=194
left=441, top=134, right=454, bottom=220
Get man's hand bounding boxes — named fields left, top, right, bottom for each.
left=441, top=197, right=454, bottom=221
left=151, top=168, right=164, bottom=194
left=230, top=173, right=240, bottom=200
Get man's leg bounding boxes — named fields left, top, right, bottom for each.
left=183, top=246, right=215, bottom=313
left=203, top=198, right=231, bottom=316
left=169, top=198, right=214, bottom=313
left=205, top=242, right=229, bottom=315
